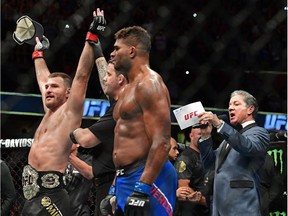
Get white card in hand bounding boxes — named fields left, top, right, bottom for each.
left=173, top=101, right=205, bottom=130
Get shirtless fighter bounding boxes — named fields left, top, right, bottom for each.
left=21, top=9, right=105, bottom=216
left=110, top=26, right=178, bottom=216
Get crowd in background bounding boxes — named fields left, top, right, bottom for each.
left=1, top=0, right=287, bottom=113
left=0, top=1, right=287, bottom=215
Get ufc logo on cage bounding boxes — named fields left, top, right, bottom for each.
left=128, top=198, right=146, bottom=207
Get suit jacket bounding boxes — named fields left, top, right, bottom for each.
left=199, top=122, right=270, bottom=216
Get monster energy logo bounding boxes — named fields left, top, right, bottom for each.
left=267, top=149, right=284, bottom=174
left=269, top=211, right=286, bottom=216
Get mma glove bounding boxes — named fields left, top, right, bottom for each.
left=100, top=184, right=116, bottom=215
left=86, top=11, right=106, bottom=59
left=124, top=181, right=150, bottom=216
left=89, top=39, right=104, bottom=60
left=32, top=36, right=50, bottom=60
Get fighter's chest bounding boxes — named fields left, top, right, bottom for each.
left=36, top=112, right=65, bottom=134
left=114, top=87, right=141, bottom=120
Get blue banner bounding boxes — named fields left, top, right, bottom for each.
left=1, top=91, right=287, bottom=130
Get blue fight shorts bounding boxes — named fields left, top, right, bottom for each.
left=115, top=161, right=177, bottom=216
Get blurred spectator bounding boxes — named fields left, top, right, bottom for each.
left=169, top=137, right=180, bottom=165
left=1, top=159, right=17, bottom=216
left=65, top=144, right=94, bottom=216
left=1, top=0, right=286, bottom=112
left=259, top=153, right=283, bottom=216
left=174, top=127, right=210, bottom=216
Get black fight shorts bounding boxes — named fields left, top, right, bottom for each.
left=21, top=189, right=71, bottom=216
left=21, top=164, right=71, bottom=216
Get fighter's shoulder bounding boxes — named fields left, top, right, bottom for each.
left=138, top=70, right=163, bottom=87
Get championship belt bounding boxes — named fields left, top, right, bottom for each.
left=22, top=165, right=40, bottom=200
left=22, top=165, right=63, bottom=200
left=41, top=173, right=60, bottom=189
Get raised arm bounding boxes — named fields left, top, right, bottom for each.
left=66, top=8, right=106, bottom=116
left=66, top=42, right=94, bottom=116
left=68, top=9, right=108, bottom=147
left=87, top=10, right=109, bottom=99
left=32, top=36, right=51, bottom=111
left=95, top=56, right=108, bottom=98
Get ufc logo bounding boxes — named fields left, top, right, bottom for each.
left=116, top=169, right=124, bottom=176
left=23, top=175, right=34, bottom=186
left=128, top=199, right=145, bottom=207
left=97, top=26, right=106, bottom=31
left=264, top=114, right=287, bottom=130
left=184, top=111, right=198, bottom=120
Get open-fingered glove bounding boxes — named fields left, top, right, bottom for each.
left=86, top=9, right=106, bottom=43
left=100, top=184, right=116, bottom=215
left=34, top=36, right=50, bottom=51
left=86, top=9, right=106, bottom=59
left=32, top=36, right=50, bottom=60
left=89, top=11, right=106, bottom=35
left=124, top=181, right=150, bottom=216
left=89, top=39, right=104, bottom=60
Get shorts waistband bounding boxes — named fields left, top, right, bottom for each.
left=22, top=164, right=65, bottom=200
left=116, top=160, right=146, bottom=177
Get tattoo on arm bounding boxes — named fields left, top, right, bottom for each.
left=96, top=58, right=108, bottom=93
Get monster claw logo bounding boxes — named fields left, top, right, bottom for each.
left=267, top=149, right=284, bottom=174
left=269, top=211, right=286, bottom=216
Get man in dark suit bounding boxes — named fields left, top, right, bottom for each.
left=197, top=90, right=270, bottom=216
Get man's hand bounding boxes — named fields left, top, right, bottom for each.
left=86, top=8, right=106, bottom=59
left=100, top=194, right=116, bottom=215
left=89, top=39, right=104, bottom=60
left=86, top=8, right=106, bottom=43
left=89, top=8, right=106, bottom=35
left=35, top=36, right=50, bottom=51
left=124, top=181, right=150, bottom=216
left=125, top=191, right=150, bottom=216
left=187, top=191, right=202, bottom=202
left=100, top=184, right=116, bottom=215
left=176, top=186, right=193, bottom=201
left=32, top=36, right=50, bottom=59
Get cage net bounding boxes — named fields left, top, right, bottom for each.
left=1, top=0, right=287, bottom=215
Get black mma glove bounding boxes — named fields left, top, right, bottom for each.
left=124, top=181, right=150, bottom=216
left=100, top=184, right=116, bottom=215
left=89, top=39, right=104, bottom=60
left=32, top=36, right=50, bottom=60
left=88, top=10, right=106, bottom=35
left=86, top=9, right=106, bottom=59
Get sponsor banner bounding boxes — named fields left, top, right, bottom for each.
left=0, top=138, right=34, bottom=148
left=1, top=92, right=287, bottom=130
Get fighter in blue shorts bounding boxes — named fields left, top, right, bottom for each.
left=115, top=161, right=177, bottom=216
left=102, top=25, right=177, bottom=216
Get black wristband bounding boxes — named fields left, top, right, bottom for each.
left=69, top=131, right=78, bottom=144
left=88, top=40, right=104, bottom=60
